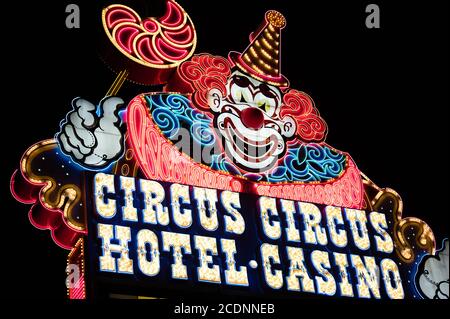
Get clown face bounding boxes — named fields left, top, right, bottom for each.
left=208, top=70, right=296, bottom=172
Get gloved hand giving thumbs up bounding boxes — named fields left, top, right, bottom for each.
left=57, top=96, right=125, bottom=169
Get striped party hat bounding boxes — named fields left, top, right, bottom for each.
left=229, top=10, right=289, bottom=87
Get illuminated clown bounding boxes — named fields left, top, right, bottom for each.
left=180, top=12, right=321, bottom=174
left=160, top=10, right=341, bottom=183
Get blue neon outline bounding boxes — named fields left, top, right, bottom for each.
left=55, top=96, right=126, bottom=172
left=413, top=238, right=449, bottom=299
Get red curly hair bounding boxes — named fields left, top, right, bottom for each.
left=166, top=54, right=328, bottom=143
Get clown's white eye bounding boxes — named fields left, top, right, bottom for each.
left=255, top=93, right=276, bottom=117
left=230, top=84, right=252, bottom=105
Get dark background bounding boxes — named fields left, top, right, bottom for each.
left=1, top=0, right=448, bottom=300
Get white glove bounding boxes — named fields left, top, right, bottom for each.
left=57, top=96, right=125, bottom=169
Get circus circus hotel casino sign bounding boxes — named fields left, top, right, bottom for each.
left=10, top=1, right=448, bottom=300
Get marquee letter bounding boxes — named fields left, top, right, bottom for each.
left=195, top=236, right=221, bottom=283
left=221, top=239, right=249, bottom=286
left=120, top=176, right=138, bottom=221
left=311, top=250, right=336, bottom=296
left=350, top=255, right=381, bottom=299
left=162, top=231, right=192, bottom=280
left=221, top=191, right=245, bottom=235
left=369, top=211, right=394, bottom=253
left=141, top=179, right=170, bottom=225
left=261, top=243, right=283, bottom=289
left=97, top=223, right=133, bottom=274
left=193, top=187, right=219, bottom=231
left=170, top=184, right=192, bottom=228
left=326, top=206, right=348, bottom=248
left=281, top=199, right=300, bottom=242
left=333, top=253, right=354, bottom=297
left=380, top=259, right=405, bottom=299
left=95, top=173, right=116, bottom=218
left=298, top=202, right=327, bottom=245
left=259, top=197, right=281, bottom=240
left=137, top=229, right=160, bottom=276
left=345, top=209, right=370, bottom=251
left=286, top=246, right=315, bottom=293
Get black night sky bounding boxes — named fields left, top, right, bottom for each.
left=1, top=0, right=448, bottom=301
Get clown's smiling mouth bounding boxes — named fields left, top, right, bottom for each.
left=223, top=117, right=278, bottom=163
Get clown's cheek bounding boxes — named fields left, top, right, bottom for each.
left=207, top=89, right=223, bottom=113
left=280, top=116, right=296, bottom=138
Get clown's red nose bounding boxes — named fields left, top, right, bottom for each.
left=241, top=107, right=265, bottom=130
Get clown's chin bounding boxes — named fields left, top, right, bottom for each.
left=221, top=117, right=284, bottom=173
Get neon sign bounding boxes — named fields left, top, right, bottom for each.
left=87, top=173, right=404, bottom=299
left=9, top=0, right=446, bottom=300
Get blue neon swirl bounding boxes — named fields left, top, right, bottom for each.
left=145, top=94, right=216, bottom=146
left=146, top=94, right=345, bottom=183
left=266, top=144, right=345, bottom=182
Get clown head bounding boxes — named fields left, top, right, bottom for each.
left=207, top=69, right=296, bottom=172
left=169, top=10, right=328, bottom=173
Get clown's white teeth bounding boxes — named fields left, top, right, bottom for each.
left=226, top=118, right=272, bottom=147
left=227, top=124, right=275, bottom=162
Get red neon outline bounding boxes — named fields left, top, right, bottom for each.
left=126, top=95, right=364, bottom=208
left=155, top=37, right=189, bottom=60
left=136, top=37, right=165, bottom=64
left=69, top=274, right=85, bottom=299
left=106, top=8, right=139, bottom=29
left=116, top=26, right=140, bottom=54
left=163, top=24, right=193, bottom=45
left=10, top=141, right=86, bottom=250
left=143, top=19, right=159, bottom=33
left=104, top=1, right=196, bottom=68
left=160, top=1, right=183, bottom=27
left=11, top=170, right=82, bottom=250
